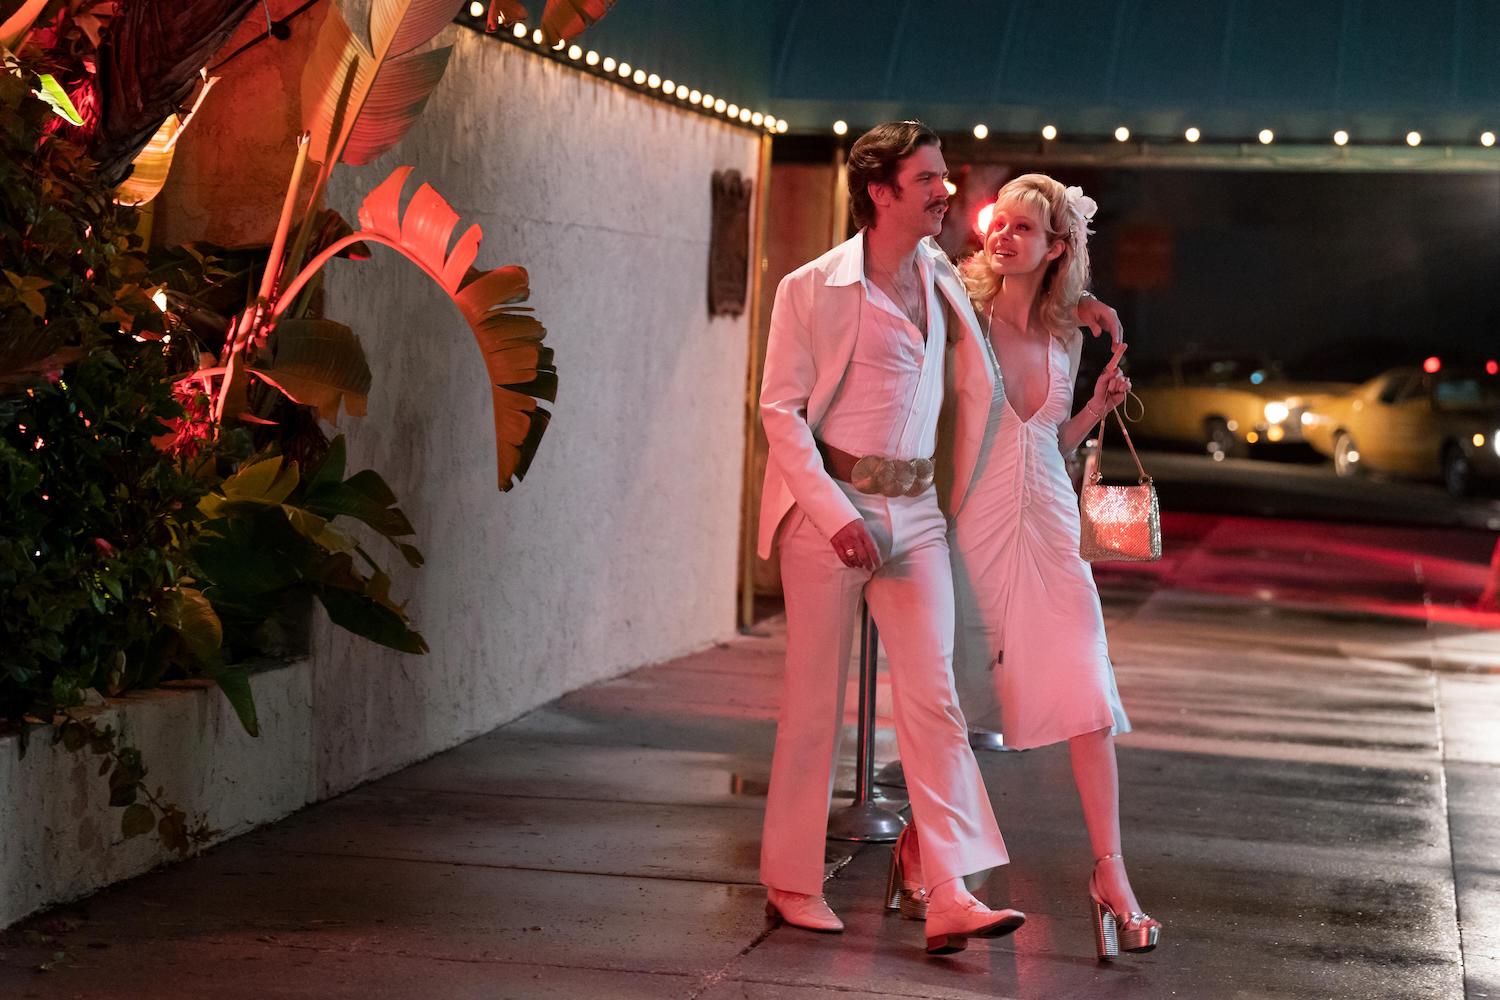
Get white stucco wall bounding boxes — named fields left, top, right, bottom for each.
left=312, top=28, right=758, bottom=794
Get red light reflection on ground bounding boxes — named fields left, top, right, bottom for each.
left=1093, top=512, right=1500, bottom=628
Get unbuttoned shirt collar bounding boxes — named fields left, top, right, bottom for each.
left=826, top=229, right=944, bottom=289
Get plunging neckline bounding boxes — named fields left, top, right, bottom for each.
left=991, top=325, right=1053, bottom=425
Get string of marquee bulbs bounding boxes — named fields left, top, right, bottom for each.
left=458, top=2, right=787, bottom=135
left=828, top=117, right=1500, bottom=238
left=831, top=118, right=1499, bottom=150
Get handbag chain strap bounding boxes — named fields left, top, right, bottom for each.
left=1092, top=407, right=1150, bottom=485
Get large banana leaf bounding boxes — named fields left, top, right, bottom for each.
left=92, top=0, right=259, bottom=186
left=302, top=0, right=458, bottom=167
left=252, top=317, right=373, bottom=423
left=330, top=166, right=555, bottom=490
left=487, top=0, right=615, bottom=40
left=301, top=436, right=423, bottom=568
left=113, top=113, right=182, bottom=206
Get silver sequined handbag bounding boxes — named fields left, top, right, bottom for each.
left=1079, top=408, right=1162, bottom=563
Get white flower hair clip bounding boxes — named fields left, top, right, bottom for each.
left=1063, top=185, right=1097, bottom=244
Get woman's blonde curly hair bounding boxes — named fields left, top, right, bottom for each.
left=959, top=173, right=1092, bottom=340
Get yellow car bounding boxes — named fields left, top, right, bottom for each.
left=1303, top=365, right=1500, bottom=496
left=1129, top=354, right=1351, bottom=459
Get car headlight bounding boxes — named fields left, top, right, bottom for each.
left=1264, top=401, right=1290, bottom=424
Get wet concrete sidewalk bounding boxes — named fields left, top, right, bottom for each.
left=3, top=513, right=1499, bottom=999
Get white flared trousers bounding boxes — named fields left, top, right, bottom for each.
left=759, top=486, right=1009, bottom=896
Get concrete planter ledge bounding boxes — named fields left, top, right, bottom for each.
left=0, top=660, right=314, bottom=928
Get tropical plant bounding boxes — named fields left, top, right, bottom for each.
left=0, top=66, right=148, bottom=388
left=2, top=0, right=257, bottom=185
left=0, top=342, right=234, bottom=726
left=191, top=0, right=561, bottom=491
left=2, top=61, right=245, bottom=852
left=190, top=435, right=428, bottom=683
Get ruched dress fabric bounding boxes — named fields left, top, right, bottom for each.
left=950, top=331, right=1131, bottom=750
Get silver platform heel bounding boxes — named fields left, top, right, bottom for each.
left=1089, top=853, right=1162, bottom=960
left=884, top=826, right=929, bottom=920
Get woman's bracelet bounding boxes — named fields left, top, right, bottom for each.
left=1085, top=398, right=1105, bottom=419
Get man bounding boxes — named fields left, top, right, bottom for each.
left=756, top=121, right=1122, bottom=954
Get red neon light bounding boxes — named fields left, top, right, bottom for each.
left=1423, top=356, right=1441, bottom=374
left=975, top=202, right=995, bottom=237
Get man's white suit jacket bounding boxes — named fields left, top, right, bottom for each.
left=757, top=231, right=997, bottom=560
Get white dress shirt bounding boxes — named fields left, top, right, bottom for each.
left=817, top=257, right=947, bottom=460
left=756, top=232, right=997, bottom=557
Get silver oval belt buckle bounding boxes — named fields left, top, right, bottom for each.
left=849, top=455, right=935, bottom=497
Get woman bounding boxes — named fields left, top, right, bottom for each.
left=889, top=174, right=1161, bottom=960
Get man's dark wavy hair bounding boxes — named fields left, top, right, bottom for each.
left=847, top=120, right=940, bottom=230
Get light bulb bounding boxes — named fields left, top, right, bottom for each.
left=1483, top=131, right=1496, bottom=147
left=972, top=123, right=989, bottom=139
left=714, top=99, right=726, bottom=113
left=531, top=28, right=543, bottom=44
left=776, top=119, right=788, bottom=133
left=468, top=1, right=483, bottom=16
left=585, top=50, right=599, bottom=66
left=833, top=119, right=848, bottom=136
left=727, top=103, right=739, bottom=117
left=511, top=21, right=526, bottom=38
left=751, top=112, right=764, bottom=126
left=675, top=85, right=689, bottom=99
left=632, top=69, right=645, bottom=84
left=647, top=73, right=661, bottom=88
left=1406, top=131, right=1421, bottom=147
left=601, top=56, right=616, bottom=72
left=702, top=93, right=715, bottom=107
left=1114, top=125, right=1130, bottom=142
left=1184, top=126, right=1200, bottom=143
left=1041, top=124, right=1057, bottom=140
left=617, top=62, right=631, bottom=77
left=738, top=107, right=752, bottom=123
left=567, top=44, right=582, bottom=59
left=1333, top=129, right=1349, bottom=146
left=689, top=89, right=701, bottom=103
left=1258, top=128, right=1274, bottom=144
left=661, top=78, right=674, bottom=92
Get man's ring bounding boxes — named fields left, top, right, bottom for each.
left=845, top=548, right=856, bottom=557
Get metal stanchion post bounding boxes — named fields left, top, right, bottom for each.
left=827, top=601, right=906, bottom=843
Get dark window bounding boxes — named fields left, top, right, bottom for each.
left=1377, top=373, right=1415, bottom=405
left=1434, top=375, right=1500, bottom=410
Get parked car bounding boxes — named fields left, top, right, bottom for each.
left=1302, top=364, right=1500, bottom=497
left=1128, top=354, right=1352, bottom=458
